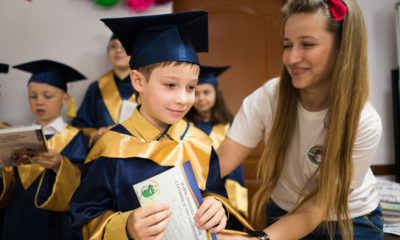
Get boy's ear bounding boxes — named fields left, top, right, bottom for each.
left=62, top=92, right=70, bottom=106
left=130, top=70, right=146, bottom=93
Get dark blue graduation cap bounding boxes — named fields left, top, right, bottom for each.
left=110, top=34, right=118, bottom=41
left=0, top=63, right=9, bottom=74
left=13, top=60, right=86, bottom=91
left=198, top=65, right=230, bottom=87
left=101, top=11, right=208, bottom=69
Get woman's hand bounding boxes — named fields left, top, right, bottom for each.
left=32, top=149, right=62, bottom=171
left=195, top=197, right=227, bottom=233
left=126, top=203, right=171, bottom=240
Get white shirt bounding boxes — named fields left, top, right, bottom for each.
left=228, top=78, right=382, bottom=219
left=41, top=117, right=67, bottom=135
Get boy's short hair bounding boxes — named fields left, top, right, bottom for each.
left=137, top=61, right=200, bottom=81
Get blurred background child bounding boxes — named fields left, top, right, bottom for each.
left=72, top=35, right=136, bottom=145
left=186, top=65, right=248, bottom=218
left=0, top=62, right=9, bottom=240
left=0, top=60, right=89, bottom=240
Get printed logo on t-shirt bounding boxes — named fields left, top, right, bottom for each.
left=307, top=145, right=323, bottom=165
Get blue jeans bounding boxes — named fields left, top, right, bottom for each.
left=265, top=201, right=384, bottom=240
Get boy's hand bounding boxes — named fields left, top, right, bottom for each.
left=195, top=198, right=227, bottom=233
left=92, top=125, right=115, bottom=144
left=126, top=203, right=171, bottom=240
left=32, top=149, right=62, bottom=171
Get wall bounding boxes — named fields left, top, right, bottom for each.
left=0, top=0, right=398, bottom=167
left=0, top=0, right=172, bottom=125
left=358, top=0, right=398, bottom=166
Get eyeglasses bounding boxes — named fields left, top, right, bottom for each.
left=108, top=44, right=125, bottom=51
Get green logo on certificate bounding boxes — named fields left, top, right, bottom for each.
left=135, top=180, right=160, bottom=204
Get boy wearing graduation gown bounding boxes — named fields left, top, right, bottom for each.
left=0, top=62, right=9, bottom=240
left=0, top=60, right=89, bottom=240
left=70, top=11, right=230, bottom=240
left=72, top=35, right=136, bottom=144
left=186, top=66, right=248, bottom=219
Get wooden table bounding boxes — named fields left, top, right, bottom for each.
left=385, top=233, right=400, bottom=240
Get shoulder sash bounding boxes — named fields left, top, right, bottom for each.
left=85, top=125, right=212, bottom=190
left=98, top=71, right=136, bottom=124
left=209, top=123, right=230, bottom=150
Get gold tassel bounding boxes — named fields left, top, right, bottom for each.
left=66, top=97, right=77, bottom=118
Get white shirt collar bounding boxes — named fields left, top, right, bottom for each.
left=41, top=117, right=67, bottom=135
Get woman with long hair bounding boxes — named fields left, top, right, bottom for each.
left=217, top=0, right=383, bottom=239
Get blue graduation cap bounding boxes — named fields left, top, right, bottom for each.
left=0, top=63, right=9, bottom=74
left=110, top=34, right=118, bottom=41
left=101, top=10, right=208, bottom=69
left=13, top=59, right=86, bottom=91
left=198, top=65, right=230, bottom=87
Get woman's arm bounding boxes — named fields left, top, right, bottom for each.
left=217, top=194, right=325, bottom=240
left=218, top=81, right=277, bottom=178
left=217, top=137, right=254, bottom=178
left=264, top=196, right=324, bottom=240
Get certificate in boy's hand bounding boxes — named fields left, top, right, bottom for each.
left=0, top=125, right=47, bottom=167
left=133, top=160, right=216, bottom=240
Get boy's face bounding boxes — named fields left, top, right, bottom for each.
left=28, top=82, right=69, bottom=126
left=132, top=64, right=199, bottom=131
left=108, top=39, right=131, bottom=70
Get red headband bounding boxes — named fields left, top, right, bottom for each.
left=328, top=0, right=347, bottom=21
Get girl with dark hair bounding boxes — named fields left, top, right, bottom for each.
left=186, top=66, right=248, bottom=218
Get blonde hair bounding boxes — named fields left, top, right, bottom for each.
left=250, top=1, right=369, bottom=239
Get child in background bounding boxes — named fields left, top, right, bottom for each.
left=186, top=65, right=248, bottom=218
left=70, top=11, right=229, bottom=240
left=0, top=62, right=9, bottom=240
left=1, top=60, right=89, bottom=240
left=72, top=35, right=136, bottom=145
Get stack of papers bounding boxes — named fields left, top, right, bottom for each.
left=376, top=178, right=400, bottom=236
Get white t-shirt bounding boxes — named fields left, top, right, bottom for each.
left=228, top=78, right=382, bottom=219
